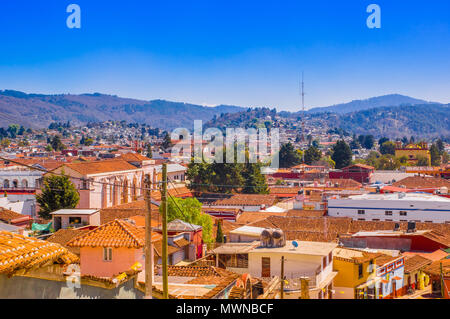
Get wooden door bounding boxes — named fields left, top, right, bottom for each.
left=261, top=257, right=271, bottom=277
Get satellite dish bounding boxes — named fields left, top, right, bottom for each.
left=292, top=241, right=299, bottom=248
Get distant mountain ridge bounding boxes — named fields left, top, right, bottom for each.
left=0, top=90, right=245, bottom=130
left=308, top=94, right=437, bottom=114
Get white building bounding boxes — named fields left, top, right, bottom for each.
left=0, top=168, right=43, bottom=189
left=328, top=193, right=450, bottom=224
left=213, top=240, right=338, bottom=299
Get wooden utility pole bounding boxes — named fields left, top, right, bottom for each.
left=161, top=163, right=169, bottom=299
left=441, top=262, right=444, bottom=298
left=280, top=256, right=285, bottom=299
left=143, top=174, right=153, bottom=299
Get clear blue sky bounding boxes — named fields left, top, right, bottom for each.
left=0, top=0, right=449, bottom=111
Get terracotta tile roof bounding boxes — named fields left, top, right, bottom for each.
left=286, top=210, right=326, bottom=218
left=67, top=219, right=146, bottom=248
left=0, top=231, right=79, bottom=275
left=210, top=194, right=277, bottom=207
left=404, top=255, right=433, bottom=273
left=57, top=159, right=138, bottom=176
left=269, top=187, right=302, bottom=195
left=47, top=229, right=90, bottom=255
left=392, top=176, right=450, bottom=189
left=0, top=208, right=31, bottom=223
left=173, top=238, right=190, bottom=248
left=236, top=211, right=287, bottom=225
left=116, top=153, right=151, bottom=162
left=152, top=241, right=182, bottom=257
left=322, top=179, right=363, bottom=188
left=100, top=205, right=161, bottom=225
left=402, top=250, right=449, bottom=262
left=163, top=266, right=222, bottom=277
left=374, top=255, right=398, bottom=267
left=423, top=259, right=450, bottom=277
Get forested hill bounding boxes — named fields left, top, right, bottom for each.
left=0, top=90, right=244, bottom=130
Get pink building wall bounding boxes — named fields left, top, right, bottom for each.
left=80, top=247, right=145, bottom=277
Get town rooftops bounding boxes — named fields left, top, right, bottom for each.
left=51, top=209, right=99, bottom=216
left=254, top=240, right=337, bottom=255
left=209, top=194, right=277, bottom=207
left=333, top=247, right=382, bottom=263
left=67, top=219, right=146, bottom=248
left=0, top=208, right=31, bottom=223
left=404, top=255, right=432, bottom=274
left=213, top=240, right=337, bottom=256
left=423, top=259, right=450, bottom=277
left=54, top=159, right=139, bottom=176
left=343, top=192, right=450, bottom=202
left=0, top=231, right=79, bottom=275
left=392, top=176, right=450, bottom=189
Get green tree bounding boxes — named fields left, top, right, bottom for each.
left=242, top=162, right=269, bottom=194
left=162, top=132, right=173, bottom=150
left=442, top=152, right=450, bottom=164
left=378, top=137, right=389, bottom=146
left=430, top=144, right=441, bottom=166
left=436, top=139, right=445, bottom=154
left=164, top=197, right=213, bottom=243
left=380, top=141, right=396, bottom=155
left=50, top=135, right=66, bottom=151
left=216, top=219, right=225, bottom=243
left=331, top=140, right=352, bottom=169
left=0, top=138, right=11, bottom=148
left=36, top=173, right=80, bottom=219
left=146, top=144, right=153, bottom=158
left=304, top=146, right=322, bottom=165
left=416, top=155, right=430, bottom=167
left=279, top=143, right=301, bottom=168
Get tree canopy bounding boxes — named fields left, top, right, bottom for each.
left=164, top=197, right=213, bottom=243
left=331, top=140, right=352, bottom=169
left=36, top=173, right=80, bottom=220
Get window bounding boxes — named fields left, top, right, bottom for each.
left=323, top=256, right=327, bottom=269
left=328, top=252, right=333, bottom=263
left=358, top=264, right=363, bottom=279
left=69, top=217, right=81, bottom=225
left=385, top=219, right=393, bottom=222
left=358, top=210, right=365, bottom=215
left=103, top=248, right=113, bottom=261
left=385, top=211, right=393, bottom=216
left=358, top=218, right=366, bottom=221
left=399, top=211, right=408, bottom=216
left=372, top=219, right=380, bottom=221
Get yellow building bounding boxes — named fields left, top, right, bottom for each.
left=333, top=248, right=380, bottom=299
left=395, top=142, right=431, bottom=166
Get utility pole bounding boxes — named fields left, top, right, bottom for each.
left=143, top=174, right=153, bottom=299
left=280, top=256, right=285, bottom=299
left=441, top=262, right=444, bottom=298
left=161, top=163, right=169, bottom=299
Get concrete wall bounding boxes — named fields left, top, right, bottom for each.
left=0, top=274, right=143, bottom=299
left=328, top=198, right=450, bottom=223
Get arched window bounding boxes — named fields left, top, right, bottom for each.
left=13, top=180, right=19, bottom=188
left=22, top=180, right=29, bottom=188
left=3, top=180, right=10, bottom=188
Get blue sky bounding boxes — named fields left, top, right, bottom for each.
left=0, top=0, right=449, bottom=111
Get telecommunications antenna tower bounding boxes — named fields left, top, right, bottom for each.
left=301, top=72, right=306, bottom=163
